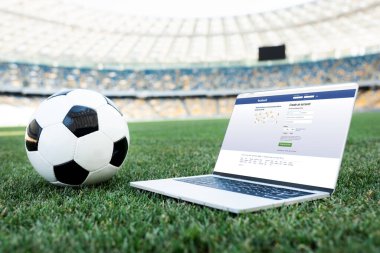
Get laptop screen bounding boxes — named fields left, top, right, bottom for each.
left=214, top=83, right=358, bottom=189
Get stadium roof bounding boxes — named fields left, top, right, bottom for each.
left=0, top=0, right=380, bottom=69
left=77, top=0, right=313, bottom=18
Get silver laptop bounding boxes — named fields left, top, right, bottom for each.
left=131, top=83, right=358, bottom=213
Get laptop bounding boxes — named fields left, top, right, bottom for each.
left=130, top=83, right=358, bottom=213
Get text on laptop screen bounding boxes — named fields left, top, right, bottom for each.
left=214, top=86, right=357, bottom=189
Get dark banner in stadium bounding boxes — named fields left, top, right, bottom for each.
left=259, top=44, right=286, bottom=61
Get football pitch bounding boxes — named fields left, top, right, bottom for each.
left=0, top=112, right=379, bottom=252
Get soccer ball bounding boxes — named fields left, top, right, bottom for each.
left=25, top=89, right=130, bottom=186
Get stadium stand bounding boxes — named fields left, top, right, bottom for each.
left=1, top=54, right=380, bottom=92
left=1, top=53, right=380, bottom=126
left=0, top=89, right=377, bottom=126
left=355, top=89, right=380, bottom=110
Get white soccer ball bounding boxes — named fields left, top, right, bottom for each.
left=25, top=89, right=130, bottom=186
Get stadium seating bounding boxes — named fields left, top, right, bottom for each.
left=0, top=89, right=377, bottom=126
left=355, top=89, right=380, bottom=110
left=1, top=54, right=380, bottom=92
left=0, top=53, right=379, bottom=125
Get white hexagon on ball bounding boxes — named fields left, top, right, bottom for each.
left=97, top=104, right=129, bottom=142
left=67, top=89, right=107, bottom=109
left=34, top=96, right=74, bottom=128
left=83, top=164, right=118, bottom=185
left=38, top=124, right=77, bottom=165
left=26, top=151, right=56, bottom=182
left=74, top=131, right=113, bottom=172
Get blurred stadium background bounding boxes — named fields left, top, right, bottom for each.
left=1, top=0, right=380, bottom=126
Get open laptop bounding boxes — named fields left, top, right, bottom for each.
left=130, top=83, right=358, bottom=213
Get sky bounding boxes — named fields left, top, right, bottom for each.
left=69, top=0, right=314, bottom=18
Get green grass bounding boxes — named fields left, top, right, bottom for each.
left=0, top=113, right=379, bottom=252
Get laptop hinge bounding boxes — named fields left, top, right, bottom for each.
left=213, top=171, right=333, bottom=194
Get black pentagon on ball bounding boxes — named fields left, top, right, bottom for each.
left=54, top=160, right=89, bottom=185
left=104, top=96, right=122, bottom=116
left=47, top=89, right=73, bottom=100
left=63, top=105, right=98, bottom=137
left=110, top=137, right=129, bottom=167
left=25, top=119, right=42, bottom=151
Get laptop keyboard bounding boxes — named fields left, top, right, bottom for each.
left=176, top=176, right=313, bottom=200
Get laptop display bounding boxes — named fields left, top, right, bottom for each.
left=214, top=84, right=357, bottom=189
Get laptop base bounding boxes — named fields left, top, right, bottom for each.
left=130, top=175, right=329, bottom=213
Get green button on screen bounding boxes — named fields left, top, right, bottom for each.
left=278, top=142, right=292, bottom=147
